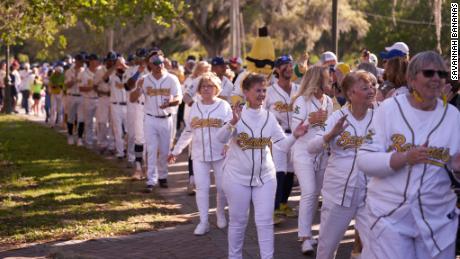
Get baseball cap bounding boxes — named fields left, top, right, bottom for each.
left=229, top=57, right=243, bottom=65
left=135, top=48, right=148, bottom=59
left=105, top=51, right=118, bottom=62
left=149, top=54, right=164, bottom=65
left=274, top=55, right=293, bottom=67
left=88, top=53, right=99, bottom=61
left=320, top=51, right=337, bottom=64
left=335, top=63, right=351, bottom=75
left=380, top=49, right=406, bottom=60
left=74, top=53, right=85, bottom=61
left=211, top=56, right=226, bottom=66
left=385, top=42, right=409, bottom=54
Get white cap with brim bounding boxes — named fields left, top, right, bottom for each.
left=320, top=51, right=337, bottom=64
left=385, top=42, right=409, bottom=54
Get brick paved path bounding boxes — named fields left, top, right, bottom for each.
left=1, top=114, right=354, bottom=259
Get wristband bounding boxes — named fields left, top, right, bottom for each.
left=131, top=71, right=140, bottom=82
left=294, top=64, right=304, bottom=78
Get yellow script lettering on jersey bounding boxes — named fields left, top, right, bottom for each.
left=191, top=117, right=223, bottom=129
left=146, top=87, right=171, bottom=96
left=336, top=131, right=364, bottom=150
left=273, top=101, right=292, bottom=113
left=236, top=132, right=271, bottom=150
left=387, top=134, right=450, bottom=167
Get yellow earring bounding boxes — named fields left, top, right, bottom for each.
left=442, top=92, right=448, bottom=107
left=412, top=90, right=424, bottom=103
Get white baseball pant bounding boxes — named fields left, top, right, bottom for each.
left=144, top=115, right=172, bottom=185
left=96, top=96, right=112, bottom=149
left=66, top=95, right=82, bottom=123
left=316, top=187, right=368, bottom=259
left=83, top=97, right=98, bottom=145
left=293, top=152, right=327, bottom=238
left=362, top=206, right=456, bottom=259
left=126, top=102, right=137, bottom=162
left=50, top=93, right=63, bottom=126
left=110, top=104, right=127, bottom=157
left=193, top=159, right=226, bottom=224
left=223, top=178, right=276, bottom=259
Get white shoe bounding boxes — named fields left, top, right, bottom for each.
left=216, top=214, right=227, bottom=229
left=77, top=138, right=84, bottom=146
left=193, top=222, right=210, bottom=235
left=301, top=239, right=315, bottom=255
left=67, top=136, right=74, bottom=145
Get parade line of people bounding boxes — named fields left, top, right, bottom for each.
left=2, top=42, right=460, bottom=259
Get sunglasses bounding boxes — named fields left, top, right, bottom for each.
left=246, top=57, right=274, bottom=68
left=420, top=69, right=448, bottom=79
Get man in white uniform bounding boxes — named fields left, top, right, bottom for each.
left=80, top=54, right=100, bottom=146
left=210, top=56, right=233, bottom=102
left=130, top=51, right=182, bottom=191
left=124, top=48, right=148, bottom=177
left=94, top=53, right=116, bottom=154
left=109, top=53, right=128, bottom=159
left=64, top=54, right=85, bottom=145
left=265, top=55, right=299, bottom=219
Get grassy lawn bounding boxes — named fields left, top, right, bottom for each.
left=0, top=115, right=184, bottom=249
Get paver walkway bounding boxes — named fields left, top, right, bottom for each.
left=1, top=113, right=354, bottom=259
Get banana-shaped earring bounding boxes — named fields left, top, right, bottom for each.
left=412, top=90, right=424, bottom=103
left=442, top=92, right=448, bottom=107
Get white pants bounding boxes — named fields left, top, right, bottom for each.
left=362, top=206, right=456, bottom=259
left=67, top=95, right=83, bottom=123
left=193, top=159, right=226, bottom=224
left=144, top=115, right=172, bottom=185
left=83, top=97, right=98, bottom=144
left=50, top=94, right=63, bottom=126
left=110, top=104, right=127, bottom=157
left=126, top=102, right=137, bottom=162
left=317, top=188, right=368, bottom=259
left=293, top=152, right=327, bottom=238
left=223, top=178, right=276, bottom=259
left=96, top=96, right=113, bottom=149
left=134, top=103, right=145, bottom=145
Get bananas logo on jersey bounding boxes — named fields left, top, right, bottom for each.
left=230, top=26, right=275, bottom=106
left=146, top=87, right=170, bottom=96
left=274, top=101, right=292, bottom=113
left=336, top=131, right=365, bottom=150
left=236, top=132, right=271, bottom=150
left=387, top=134, right=450, bottom=167
left=191, top=117, right=223, bottom=129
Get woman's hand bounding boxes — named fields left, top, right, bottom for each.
left=167, top=154, right=177, bottom=164
left=324, top=115, right=348, bottom=143
left=230, top=101, right=243, bottom=126
left=451, top=152, right=460, bottom=172
left=308, top=110, right=327, bottom=125
left=293, top=120, right=308, bottom=138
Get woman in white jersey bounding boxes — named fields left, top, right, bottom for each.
left=291, top=66, right=333, bottom=254
left=358, top=51, right=460, bottom=259
left=307, top=71, right=376, bottom=258
left=169, top=72, right=232, bottom=235
left=217, top=73, right=308, bottom=259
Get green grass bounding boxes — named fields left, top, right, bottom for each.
left=0, top=115, right=184, bottom=249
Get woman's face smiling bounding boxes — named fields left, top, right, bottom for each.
left=244, top=81, right=267, bottom=108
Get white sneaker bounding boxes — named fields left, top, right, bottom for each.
left=216, top=213, right=227, bottom=229
left=193, top=222, right=210, bottom=235
left=77, top=138, right=84, bottom=146
left=67, top=136, right=74, bottom=145
left=301, top=239, right=314, bottom=255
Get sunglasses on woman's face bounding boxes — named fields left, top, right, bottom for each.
left=420, top=69, right=448, bottom=79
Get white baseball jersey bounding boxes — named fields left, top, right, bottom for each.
left=94, top=66, right=111, bottom=94
left=358, top=95, right=460, bottom=257
left=264, top=82, right=299, bottom=132
left=79, top=68, right=98, bottom=98
left=171, top=98, right=232, bottom=161
left=65, top=66, right=84, bottom=95
left=309, top=107, right=374, bottom=207
left=291, top=94, right=334, bottom=150
left=217, top=106, right=297, bottom=187
left=141, top=72, right=182, bottom=116
left=109, top=73, right=127, bottom=103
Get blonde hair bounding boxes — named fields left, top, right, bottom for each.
left=292, top=66, right=328, bottom=105
left=341, top=70, right=375, bottom=102
left=192, top=61, right=211, bottom=78
left=197, top=72, right=222, bottom=95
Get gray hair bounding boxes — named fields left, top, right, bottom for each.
left=357, top=63, right=378, bottom=78
left=406, top=51, right=447, bottom=81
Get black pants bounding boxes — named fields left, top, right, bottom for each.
left=21, top=90, right=30, bottom=114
